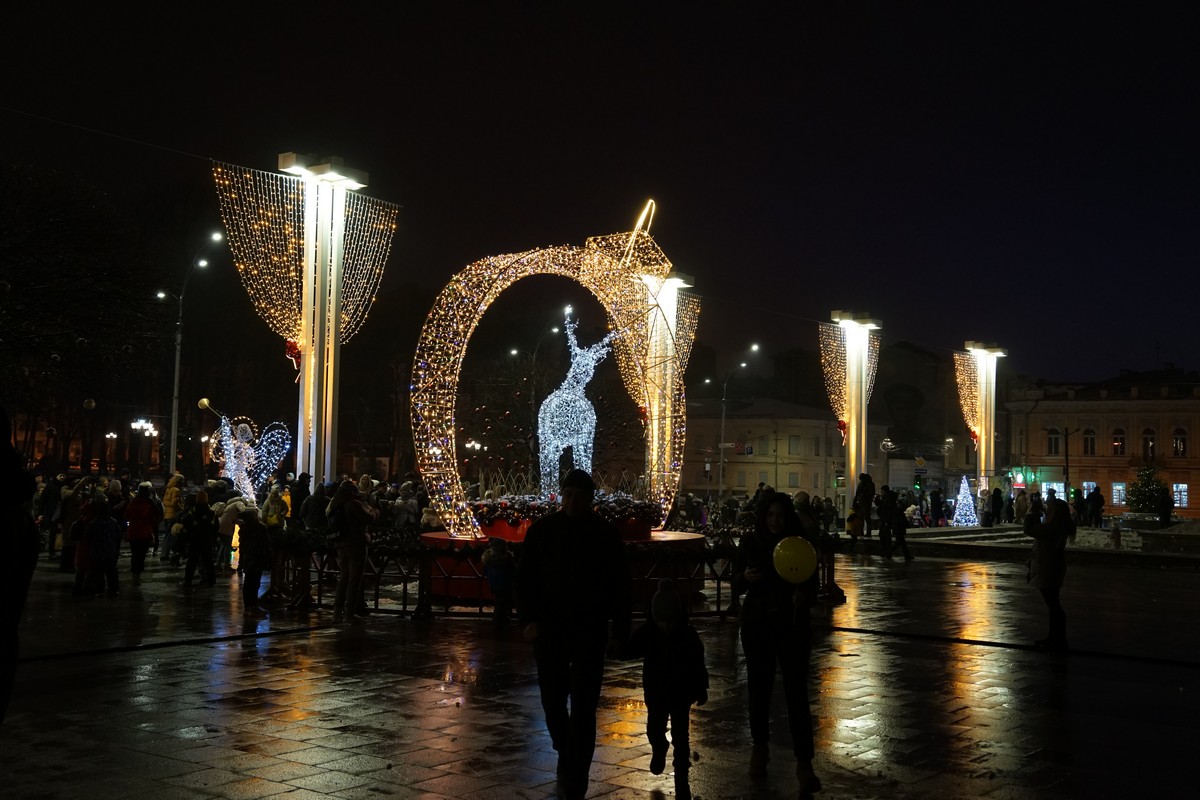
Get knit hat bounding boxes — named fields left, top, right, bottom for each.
left=107, top=479, right=123, bottom=495
left=651, top=578, right=681, bottom=631
left=560, top=468, right=596, bottom=495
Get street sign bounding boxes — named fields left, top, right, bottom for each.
left=914, top=468, right=928, bottom=475
left=718, top=442, right=736, bottom=449
left=745, top=445, right=754, bottom=455
left=914, top=456, right=926, bottom=468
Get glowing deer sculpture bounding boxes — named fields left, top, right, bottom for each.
left=537, top=311, right=618, bottom=497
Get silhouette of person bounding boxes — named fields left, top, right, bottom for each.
left=1, top=407, right=40, bottom=723
left=516, top=469, right=631, bottom=800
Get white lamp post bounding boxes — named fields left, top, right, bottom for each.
left=279, top=153, right=369, bottom=485
left=830, top=311, right=881, bottom=517
left=964, top=341, right=1006, bottom=492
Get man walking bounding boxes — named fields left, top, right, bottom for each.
left=516, top=469, right=631, bottom=800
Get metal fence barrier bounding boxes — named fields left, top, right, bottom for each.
left=284, top=528, right=844, bottom=619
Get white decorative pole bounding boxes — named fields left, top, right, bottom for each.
left=640, top=271, right=693, bottom=517
left=963, top=341, right=1006, bottom=492
left=280, top=153, right=363, bottom=484
left=821, top=311, right=881, bottom=516
left=214, top=155, right=396, bottom=488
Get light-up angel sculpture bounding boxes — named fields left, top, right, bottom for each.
left=210, top=415, right=293, bottom=500
left=537, top=311, right=618, bottom=497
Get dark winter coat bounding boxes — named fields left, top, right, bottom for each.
left=515, top=509, right=632, bottom=641
left=732, top=523, right=819, bottom=618
left=624, top=620, right=708, bottom=707
left=237, top=516, right=271, bottom=570
left=1025, top=498, right=1072, bottom=589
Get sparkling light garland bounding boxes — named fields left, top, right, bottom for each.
left=537, top=311, right=617, bottom=497
left=951, top=475, right=979, bottom=526
left=212, top=415, right=292, bottom=500
left=411, top=201, right=698, bottom=537
left=212, top=162, right=397, bottom=345
left=953, top=350, right=980, bottom=448
left=818, top=320, right=880, bottom=443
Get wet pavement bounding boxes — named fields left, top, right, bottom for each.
left=4, top=544, right=1198, bottom=799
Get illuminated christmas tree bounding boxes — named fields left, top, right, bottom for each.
left=951, top=475, right=979, bottom=526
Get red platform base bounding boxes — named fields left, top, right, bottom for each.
left=419, top=529, right=708, bottom=610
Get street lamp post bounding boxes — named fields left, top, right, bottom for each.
left=104, top=432, right=117, bottom=473
left=705, top=343, right=759, bottom=506
left=511, top=320, right=562, bottom=421
left=130, top=419, right=158, bottom=476
left=160, top=232, right=223, bottom=479
left=511, top=318, right=563, bottom=481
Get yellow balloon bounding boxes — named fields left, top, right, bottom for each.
left=773, top=536, right=817, bottom=583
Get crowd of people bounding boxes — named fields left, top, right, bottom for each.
left=25, top=465, right=435, bottom=620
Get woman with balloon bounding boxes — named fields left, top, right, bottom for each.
left=732, top=490, right=822, bottom=796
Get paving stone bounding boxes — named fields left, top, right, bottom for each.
left=6, top=554, right=1200, bottom=799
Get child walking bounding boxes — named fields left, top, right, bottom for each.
left=625, top=579, right=708, bottom=798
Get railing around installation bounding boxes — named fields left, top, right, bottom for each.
left=289, top=529, right=843, bottom=618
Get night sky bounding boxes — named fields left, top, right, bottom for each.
left=5, top=4, right=1199, bottom=387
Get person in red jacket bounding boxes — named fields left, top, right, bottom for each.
left=124, top=483, right=160, bottom=586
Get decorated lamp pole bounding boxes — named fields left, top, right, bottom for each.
left=819, top=311, right=881, bottom=517
left=214, top=154, right=398, bottom=485
left=954, top=341, right=1006, bottom=493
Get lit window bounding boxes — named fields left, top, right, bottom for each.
left=1173, top=483, right=1188, bottom=508
left=1083, top=481, right=1097, bottom=497
left=1142, top=428, right=1156, bottom=460
left=1082, top=429, right=1096, bottom=456
left=1173, top=428, right=1188, bottom=458
left=1112, top=428, right=1126, bottom=456
left=1112, top=482, right=1126, bottom=505
left=1046, top=428, right=1061, bottom=456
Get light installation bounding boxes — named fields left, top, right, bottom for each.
left=209, top=414, right=292, bottom=500
left=537, top=311, right=617, bottom=497
left=410, top=201, right=699, bottom=538
left=954, top=341, right=1006, bottom=492
left=951, top=475, right=979, bottom=526
left=212, top=155, right=398, bottom=482
left=819, top=311, right=880, bottom=514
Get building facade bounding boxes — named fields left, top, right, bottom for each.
left=683, top=397, right=889, bottom=515
left=1003, top=369, right=1200, bottom=519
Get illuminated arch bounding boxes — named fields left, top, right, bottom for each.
left=410, top=203, right=698, bottom=537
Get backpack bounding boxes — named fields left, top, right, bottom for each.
left=326, top=504, right=345, bottom=540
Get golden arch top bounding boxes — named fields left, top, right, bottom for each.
left=410, top=202, right=699, bottom=537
